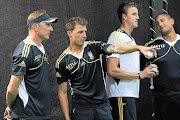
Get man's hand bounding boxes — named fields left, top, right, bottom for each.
left=138, top=46, right=157, bottom=58
left=4, top=106, right=12, bottom=120
left=140, top=64, right=159, bottom=79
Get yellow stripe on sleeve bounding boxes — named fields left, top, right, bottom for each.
left=55, top=48, right=70, bottom=69
left=113, top=28, right=123, bottom=42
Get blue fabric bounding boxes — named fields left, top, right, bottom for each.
left=11, top=40, right=51, bottom=119
left=28, top=14, right=50, bottom=27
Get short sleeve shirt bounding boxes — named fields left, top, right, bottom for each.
left=105, top=28, right=140, bottom=98
left=145, top=34, right=180, bottom=100
left=56, top=40, right=111, bottom=108
left=11, top=36, right=51, bottom=119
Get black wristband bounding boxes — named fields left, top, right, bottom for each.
left=138, top=73, right=141, bottom=79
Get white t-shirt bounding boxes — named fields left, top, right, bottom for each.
left=105, top=29, right=140, bottom=98
left=159, top=34, right=180, bottom=46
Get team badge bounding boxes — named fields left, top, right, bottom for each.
left=87, top=51, right=94, bottom=60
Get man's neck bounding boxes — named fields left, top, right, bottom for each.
left=162, top=31, right=177, bottom=42
left=28, top=32, right=42, bottom=47
left=120, top=25, right=133, bottom=36
left=69, top=44, right=84, bottom=55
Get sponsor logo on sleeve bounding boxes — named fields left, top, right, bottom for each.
left=18, top=61, right=26, bottom=67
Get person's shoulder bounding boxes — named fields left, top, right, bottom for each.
left=145, top=36, right=164, bottom=46
left=108, top=29, right=127, bottom=43
left=13, top=39, right=33, bottom=57
left=84, top=40, right=101, bottom=45
left=55, top=47, right=70, bottom=68
left=109, top=29, right=124, bottom=37
left=83, top=40, right=104, bottom=48
left=177, top=34, right=180, bottom=40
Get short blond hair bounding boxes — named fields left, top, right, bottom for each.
left=27, top=10, right=46, bottom=27
left=65, top=17, right=88, bottom=31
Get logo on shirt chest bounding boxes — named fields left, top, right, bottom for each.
left=87, top=51, right=94, bottom=60
left=125, top=41, right=132, bottom=45
left=44, top=55, right=48, bottom=63
left=150, top=44, right=165, bottom=50
left=34, top=54, right=42, bottom=61
left=66, top=61, right=77, bottom=70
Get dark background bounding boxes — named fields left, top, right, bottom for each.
left=0, top=0, right=179, bottom=120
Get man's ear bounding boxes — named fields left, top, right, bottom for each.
left=67, top=31, right=72, bottom=37
left=170, top=18, right=174, bottom=25
left=32, top=23, right=38, bottom=32
left=122, top=13, right=127, bottom=21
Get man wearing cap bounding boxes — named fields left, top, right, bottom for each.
left=4, top=10, right=58, bottom=120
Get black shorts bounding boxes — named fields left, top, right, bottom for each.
left=154, top=95, right=180, bottom=120
left=71, top=104, right=113, bottom=120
